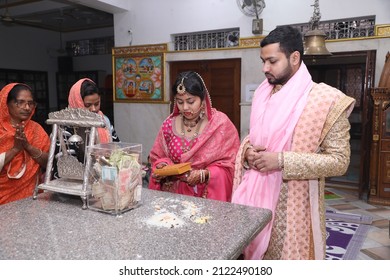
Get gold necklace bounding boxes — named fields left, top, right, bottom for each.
left=10, top=119, right=21, bottom=128
left=181, top=116, right=203, bottom=153
left=182, top=116, right=201, bottom=132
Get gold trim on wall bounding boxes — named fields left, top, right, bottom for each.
left=239, top=36, right=265, bottom=48
left=375, top=24, right=390, bottom=37
left=112, top=43, right=168, bottom=55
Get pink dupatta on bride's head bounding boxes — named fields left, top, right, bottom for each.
left=232, top=62, right=313, bottom=259
left=171, top=73, right=213, bottom=121
left=149, top=72, right=240, bottom=199
left=151, top=72, right=238, bottom=169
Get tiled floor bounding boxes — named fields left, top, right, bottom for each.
left=325, top=187, right=390, bottom=260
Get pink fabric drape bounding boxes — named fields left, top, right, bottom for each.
left=68, top=78, right=110, bottom=143
left=232, top=62, right=313, bottom=259
left=148, top=87, right=240, bottom=201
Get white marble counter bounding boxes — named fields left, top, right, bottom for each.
left=0, top=189, right=271, bottom=260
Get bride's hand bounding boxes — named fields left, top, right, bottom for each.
left=152, top=162, right=168, bottom=182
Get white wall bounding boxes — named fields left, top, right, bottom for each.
left=0, top=25, right=114, bottom=111
left=1, top=0, right=389, bottom=162
left=109, top=0, right=390, bottom=161
left=111, top=0, right=390, bottom=45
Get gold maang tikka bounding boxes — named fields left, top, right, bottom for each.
left=176, top=78, right=186, bottom=95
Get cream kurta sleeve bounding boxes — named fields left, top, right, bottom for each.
left=282, top=110, right=351, bottom=180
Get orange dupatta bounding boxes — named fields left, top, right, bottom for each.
left=0, top=83, right=50, bottom=205
left=68, top=78, right=110, bottom=143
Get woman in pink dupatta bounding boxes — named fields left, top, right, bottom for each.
left=232, top=26, right=355, bottom=260
left=148, top=71, right=240, bottom=201
left=51, top=78, right=120, bottom=179
left=68, top=78, right=120, bottom=144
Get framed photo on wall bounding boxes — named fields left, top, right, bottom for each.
left=112, top=44, right=167, bottom=103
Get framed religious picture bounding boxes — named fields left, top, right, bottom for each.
left=112, top=44, right=167, bottom=103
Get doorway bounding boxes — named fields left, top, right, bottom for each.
left=305, top=50, right=376, bottom=198
left=169, top=59, right=241, bottom=133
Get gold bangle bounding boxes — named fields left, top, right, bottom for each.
left=31, top=148, right=42, bottom=159
left=200, top=169, right=205, bottom=184
left=278, top=152, right=284, bottom=170
left=205, top=169, right=210, bottom=183
left=243, top=143, right=254, bottom=170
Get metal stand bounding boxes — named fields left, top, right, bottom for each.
left=33, top=108, right=106, bottom=209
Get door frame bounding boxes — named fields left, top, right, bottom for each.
left=169, top=59, right=241, bottom=132
left=305, top=50, right=376, bottom=198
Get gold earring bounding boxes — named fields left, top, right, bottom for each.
left=200, top=109, right=205, bottom=119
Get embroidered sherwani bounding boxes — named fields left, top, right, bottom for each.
left=232, top=62, right=356, bottom=260
left=264, top=84, right=354, bottom=260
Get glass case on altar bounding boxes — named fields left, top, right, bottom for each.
left=86, top=143, right=142, bottom=215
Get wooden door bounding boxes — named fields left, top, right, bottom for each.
left=305, top=50, right=376, bottom=198
left=170, top=59, right=241, bottom=132
left=360, top=50, right=376, bottom=199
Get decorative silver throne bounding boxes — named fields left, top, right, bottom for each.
left=33, top=108, right=106, bottom=209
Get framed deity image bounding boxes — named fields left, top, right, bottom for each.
left=112, top=44, right=167, bottom=103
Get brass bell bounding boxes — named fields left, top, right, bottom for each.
left=304, top=29, right=332, bottom=56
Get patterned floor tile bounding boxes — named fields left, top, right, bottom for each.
left=337, top=209, right=380, bottom=222
left=367, top=229, right=390, bottom=246
left=371, top=219, right=390, bottom=229
left=330, top=204, right=359, bottom=211
left=325, top=187, right=390, bottom=260
left=361, top=246, right=390, bottom=260
left=366, top=209, right=390, bottom=219
left=350, top=200, right=378, bottom=210
left=360, top=236, right=383, bottom=249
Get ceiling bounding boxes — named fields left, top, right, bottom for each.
left=0, top=0, right=113, bottom=32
